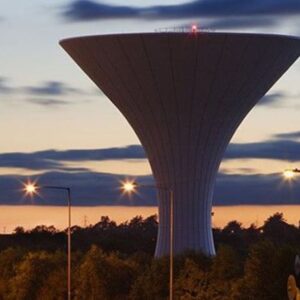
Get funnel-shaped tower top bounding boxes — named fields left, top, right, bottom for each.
left=60, top=32, right=300, bottom=256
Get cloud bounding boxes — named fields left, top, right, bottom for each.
left=256, top=91, right=300, bottom=108
left=1, top=79, right=83, bottom=96
left=0, top=79, right=91, bottom=107
left=33, top=145, right=145, bottom=161
left=0, top=170, right=299, bottom=206
left=224, top=140, right=300, bottom=161
left=0, top=153, right=62, bottom=170
left=200, top=17, right=277, bottom=30
left=62, top=0, right=300, bottom=22
left=151, top=0, right=300, bottom=18
left=256, top=92, right=284, bottom=106
left=22, top=81, right=94, bottom=107
left=0, top=77, right=13, bottom=94
left=27, top=98, right=70, bottom=107
left=24, top=81, right=82, bottom=96
left=63, top=0, right=139, bottom=21
left=214, top=172, right=300, bottom=205
left=0, top=145, right=146, bottom=171
left=2, top=138, right=300, bottom=172
left=0, top=152, right=88, bottom=172
left=274, top=131, right=300, bottom=139
left=2, top=138, right=300, bottom=205
left=0, top=171, right=155, bottom=206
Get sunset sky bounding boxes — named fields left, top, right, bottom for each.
left=1, top=0, right=300, bottom=206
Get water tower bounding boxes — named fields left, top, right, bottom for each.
left=60, top=32, right=300, bottom=256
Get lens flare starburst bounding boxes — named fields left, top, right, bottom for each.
left=23, top=180, right=39, bottom=197
left=283, top=170, right=295, bottom=180
left=120, top=180, right=137, bottom=194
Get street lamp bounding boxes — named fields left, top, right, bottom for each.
left=121, top=180, right=174, bottom=300
left=283, top=168, right=300, bottom=180
left=24, top=182, right=72, bottom=300
left=283, top=168, right=300, bottom=226
left=283, top=169, right=300, bottom=299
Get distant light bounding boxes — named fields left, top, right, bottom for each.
left=121, top=180, right=137, bottom=193
left=23, top=181, right=38, bottom=196
left=192, top=24, right=198, bottom=33
left=283, top=169, right=295, bottom=180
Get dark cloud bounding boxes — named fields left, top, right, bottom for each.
left=23, top=81, right=91, bottom=107
left=0, top=170, right=299, bottom=206
left=27, top=98, right=70, bottom=107
left=0, top=171, right=155, bottom=206
left=2, top=138, right=300, bottom=205
left=274, top=131, right=300, bottom=139
left=62, top=0, right=300, bottom=22
left=201, top=17, right=277, bottom=30
left=0, top=79, right=90, bottom=107
left=0, top=145, right=146, bottom=171
left=0, top=77, right=13, bottom=94
left=152, top=0, right=300, bottom=18
left=0, top=152, right=89, bottom=172
left=63, top=0, right=139, bottom=21
left=2, top=139, right=300, bottom=172
left=24, top=81, right=82, bottom=96
left=32, top=145, right=145, bottom=161
left=224, top=140, right=300, bottom=161
left=0, top=153, right=62, bottom=170
left=0, top=77, right=86, bottom=98
left=214, top=172, right=300, bottom=205
left=256, top=92, right=284, bottom=106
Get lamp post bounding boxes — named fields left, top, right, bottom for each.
left=283, top=167, right=300, bottom=227
left=24, top=182, right=72, bottom=300
left=121, top=180, right=174, bottom=300
left=283, top=169, right=300, bottom=300
left=283, top=168, right=300, bottom=217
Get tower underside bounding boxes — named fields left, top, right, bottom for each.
left=60, top=32, right=300, bottom=256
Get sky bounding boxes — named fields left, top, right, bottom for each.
left=0, top=0, right=300, bottom=206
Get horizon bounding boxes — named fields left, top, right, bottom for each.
left=1, top=204, right=299, bottom=234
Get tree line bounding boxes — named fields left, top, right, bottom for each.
left=0, top=212, right=299, bottom=299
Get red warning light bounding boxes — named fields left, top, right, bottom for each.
left=192, top=25, right=197, bottom=33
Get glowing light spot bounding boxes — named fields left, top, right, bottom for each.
left=283, top=170, right=295, bottom=180
left=121, top=180, right=136, bottom=193
left=23, top=180, right=39, bottom=196
left=192, top=24, right=198, bottom=33
left=26, top=184, right=36, bottom=193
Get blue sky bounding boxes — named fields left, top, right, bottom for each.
left=0, top=0, right=300, bottom=206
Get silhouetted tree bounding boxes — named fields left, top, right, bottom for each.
left=0, top=213, right=299, bottom=299
left=262, top=212, right=299, bottom=246
left=129, top=257, right=169, bottom=300
left=8, top=251, right=60, bottom=300
left=75, top=245, right=136, bottom=300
